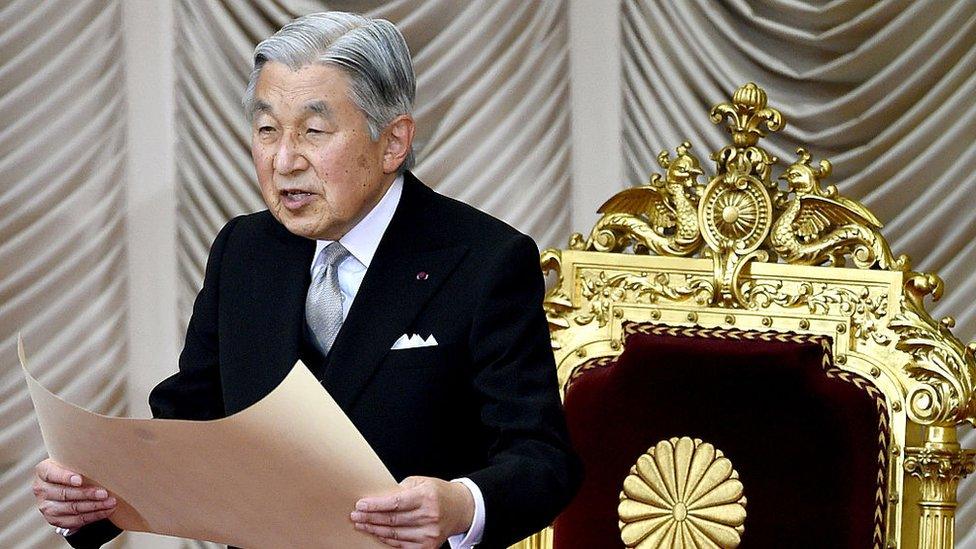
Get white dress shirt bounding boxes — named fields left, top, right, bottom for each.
left=311, top=174, right=485, bottom=548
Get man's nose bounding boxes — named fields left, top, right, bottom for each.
left=273, top=134, right=309, bottom=174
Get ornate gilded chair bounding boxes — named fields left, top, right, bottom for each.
left=513, top=83, right=976, bottom=549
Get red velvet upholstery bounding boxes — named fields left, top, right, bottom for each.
left=553, top=327, right=886, bottom=548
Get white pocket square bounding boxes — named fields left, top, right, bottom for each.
left=391, top=333, right=438, bottom=350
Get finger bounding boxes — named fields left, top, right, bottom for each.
left=399, top=476, right=427, bottom=488
left=374, top=532, right=423, bottom=548
left=40, top=485, right=109, bottom=502
left=42, top=498, right=117, bottom=518
left=354, top=522, right=434, bottom=544
left=36, top=461, right=82, bottom=487
left=356, top=491, right=421, bottom=513
left=380, top=540, right=424, bottom=549
left=46, top=508, right=116, bottom=529
left=350, top=508, right=432, bottom=527
left=377, top=539, right=425, bottom=549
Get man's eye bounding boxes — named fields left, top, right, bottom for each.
left=306, top=128, right=324, bottom=135
left=258, top=126, right=276, bottom=134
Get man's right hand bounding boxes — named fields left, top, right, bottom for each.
left=33, top=459, right=116, bottom=531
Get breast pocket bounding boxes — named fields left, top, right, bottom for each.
left=387, top=343, right=456, bottom=371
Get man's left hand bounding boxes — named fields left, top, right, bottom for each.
left=351, top=476, right=474, bottom=548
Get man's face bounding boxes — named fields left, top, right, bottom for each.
left=250, top=62, right=398, bottom=241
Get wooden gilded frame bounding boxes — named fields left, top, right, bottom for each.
left=511, top=84, right=976, bottom=549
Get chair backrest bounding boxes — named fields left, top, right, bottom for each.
left=557, top=325, right=888, bottom=547
left=511, top=83, right=976, bottom=549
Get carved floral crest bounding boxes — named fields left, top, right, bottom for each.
left=546, top=82, right=976, bottom=429
left=569, top=83, right=910, bottom=294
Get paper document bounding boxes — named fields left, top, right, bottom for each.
left=20, top=337, right=395, bottom=548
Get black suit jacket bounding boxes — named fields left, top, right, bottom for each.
left=68, top=173, right=580, bottom=549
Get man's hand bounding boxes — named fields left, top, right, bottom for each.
left=351, top=476, right=474, bottom=548
left=32, top=459, right=116, bottom=531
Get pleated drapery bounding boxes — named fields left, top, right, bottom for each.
left=620, top=1, right=976, bottom=544
left=621, top=0, right=976, bottom=340
left=0, top=1, right=129, bottom=547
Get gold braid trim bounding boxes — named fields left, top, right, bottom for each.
left=593, top=322, right=890, bottom=549
left=566, top=356, right=616, bottom=388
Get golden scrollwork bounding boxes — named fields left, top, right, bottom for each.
left=541, top=248, right=571, bottom=344
left=561, top=82, right=919, bottom=312
left=890, top=293, right=976, bottom=427
left=521, top=81, right=976, bottom=549
left=618, top=437, right=746, bottom=548
left=737, top=280, right=891, bottom=346
left=574, top=270, right=714, bottom=328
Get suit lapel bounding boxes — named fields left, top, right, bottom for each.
left=253, top=219, right=315, bottom=396
left=322, top=175, right=468, bottom=411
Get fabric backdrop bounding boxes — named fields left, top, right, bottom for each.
left=0, top=0, right=129, bottom=547
left=1, top=1, right=975, bottom=548
left=619, top=1, right=976, bottom=545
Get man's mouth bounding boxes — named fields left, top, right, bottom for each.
left=281, top=189, right=313, bottom=198
left=279, top=189, right=316, bottom=209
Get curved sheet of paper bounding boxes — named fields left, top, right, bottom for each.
left=20, top=337, right=395, bottom=548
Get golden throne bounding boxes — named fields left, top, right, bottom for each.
left=514, top=83, right=976, bottom=549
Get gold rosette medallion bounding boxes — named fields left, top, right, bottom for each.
left=618, top=437, right=747, bottom=548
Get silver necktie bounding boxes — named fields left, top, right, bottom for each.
left=305, top=242, right=351, bottom=356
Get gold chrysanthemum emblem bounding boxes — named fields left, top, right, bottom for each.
left=618, top=437, right=747, bottom=548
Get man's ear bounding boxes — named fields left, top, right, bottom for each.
left=382, top=115, right=416, bottom=174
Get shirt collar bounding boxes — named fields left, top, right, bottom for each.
left=313, top=174, right=403, bottom=270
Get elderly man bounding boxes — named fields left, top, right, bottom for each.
left=31, top=11, right=580, bottom=549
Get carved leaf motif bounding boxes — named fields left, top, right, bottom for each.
left=740, top=280, right=809, bottom=309
left=806, top=286, right=859, bottom=315
left=890, top=305, right=976, bottom=425
left=852, top=293, right=891, bottom=346
left=574, top=270, right=715, bottom=328
left=740, top=280, right=863, bottom=316
left=904, top=447, right=976, bottom=483
left=892, top=313, right=955, bottom=381
left=739, top=280, right=889, bottom=345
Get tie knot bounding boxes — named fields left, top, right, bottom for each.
left=316, top=241, right=350, bottom=270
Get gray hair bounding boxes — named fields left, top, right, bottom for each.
left=243, top=12, right=416, bottom=172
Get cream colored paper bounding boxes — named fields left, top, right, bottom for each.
left=20, top=337, right=395, bottom=548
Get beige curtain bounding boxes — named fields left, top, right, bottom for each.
left=0, top=1, right=129, bottom=547
left=174, top=0, right=571, bottom=322
left=620, top=0, right=976, bottom=543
